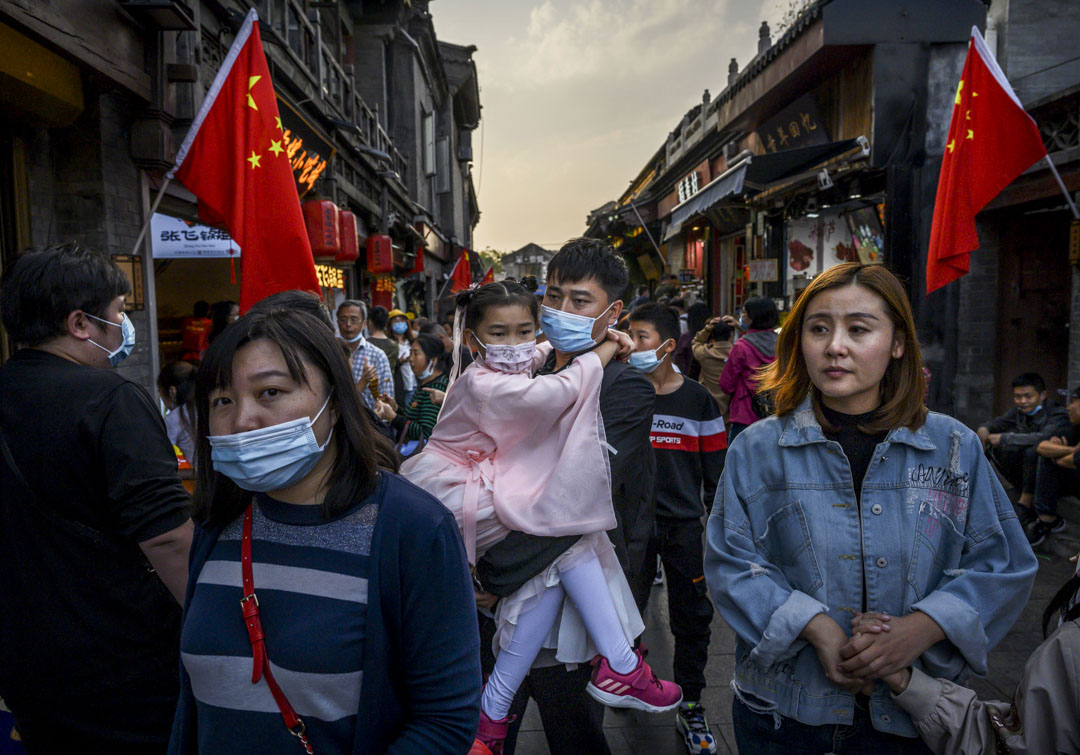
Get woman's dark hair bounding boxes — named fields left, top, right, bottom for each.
left=743, top=296, right=779, bottom=331
left=1042, top=574, right=1080, bottom=637
left=158, top=360, right=197, bottom=438
left=248, top=290, right=334, bottom=330
left=209, top=299, right=237, bottom=342
left=414, top=332, right=450, bottom=374
left=687, top=302, right=711, bottom=336
left=0, top=242, right=130, bottom=346
left=455, top=277, right=540, bottom=332
left=194, top=308, right=393, bottom=528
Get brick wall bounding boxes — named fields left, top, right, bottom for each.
left=22, top=88, right=157, bottom=397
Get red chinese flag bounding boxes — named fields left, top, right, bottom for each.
left=480, top=265, right=495, bottom=285
left=167, top=9, right=319, bottom=312
left=926, top=27, right=1046, bottom=293
left=450, top=248, right=472, bottom=292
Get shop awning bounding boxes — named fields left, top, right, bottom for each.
left=742, top=139, right=861, bottom=187
left=661, top=139, right=863, bottom=242
left=665, top=165, right=748, bottom=241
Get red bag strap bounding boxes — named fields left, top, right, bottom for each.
left=241, top=504, right=314, bottom=754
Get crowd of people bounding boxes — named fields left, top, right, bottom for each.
left=0, top=239, right=1076, bottom=755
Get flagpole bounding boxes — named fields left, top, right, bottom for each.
left=130, top=176, right=172, bottom=255
left=1044, top=155, right=1080, bottom=220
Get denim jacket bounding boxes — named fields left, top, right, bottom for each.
left=704, top=398, right=1037, bottom=738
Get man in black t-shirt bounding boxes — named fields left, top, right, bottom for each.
left=0, top=243, right=193, bottom=751
left=629, top=303, right=723, bottom=755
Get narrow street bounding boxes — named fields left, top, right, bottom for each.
left=513, top=519, right=1080, bottom=754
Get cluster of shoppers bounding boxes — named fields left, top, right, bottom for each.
left=0, top=240, right=1070, bottom=755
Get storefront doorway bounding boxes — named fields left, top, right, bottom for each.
left=993, top=204, right=1072, bottom=414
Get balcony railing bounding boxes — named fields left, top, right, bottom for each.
left=255, top=0, right=408, bottom=183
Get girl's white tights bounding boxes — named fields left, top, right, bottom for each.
left=481, top=554, right=639, bottom=720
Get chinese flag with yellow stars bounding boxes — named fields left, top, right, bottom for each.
left=167, top=8, right=318, bottom=311
left=926, top=26, right=1046, bottom=293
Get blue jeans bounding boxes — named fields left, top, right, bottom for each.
left=733, top=698, right=933, bottom=755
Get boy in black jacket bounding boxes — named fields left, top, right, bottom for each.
left=977, top=373, right=1068, bottom=524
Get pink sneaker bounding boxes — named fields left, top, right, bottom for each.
left=468, top=710, right=514, bottom=755
left=586, top=646, right=683, bottom=713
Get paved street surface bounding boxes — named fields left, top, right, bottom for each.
left=512, top=542, right=1078, bottom=754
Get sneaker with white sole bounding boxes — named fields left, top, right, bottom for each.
left=677, top=701, right=718, bottom=754
left=586, top=646, right=682, bottom=713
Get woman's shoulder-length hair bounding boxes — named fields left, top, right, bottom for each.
left=192, top=307, right=391, bottom=528
left=757, top=263, right=927, bottom=433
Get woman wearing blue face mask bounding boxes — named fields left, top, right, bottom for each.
left=388, top=309, right=417, bottom=405
left=168, top=308, right=481, bottom=754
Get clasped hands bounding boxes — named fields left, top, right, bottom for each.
left=802, top=611, right=946, bottom=697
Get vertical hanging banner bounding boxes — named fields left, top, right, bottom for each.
left=166, top=8, right=319, bottom=311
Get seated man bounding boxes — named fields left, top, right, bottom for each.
left=1029, top=388, right=1080, bottom=546
left=977, top=373, right=1067, bottom=523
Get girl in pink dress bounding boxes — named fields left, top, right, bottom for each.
left=400, top=280, right=681, bottom=753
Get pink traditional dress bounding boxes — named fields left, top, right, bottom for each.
left=400, top=342, right=643, bottom=663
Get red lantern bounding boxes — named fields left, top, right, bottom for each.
left=337, top=210, right=360, bottom=262
left=302, top=199, right=340, bottom=258
left=367, top=234, right=393, bottom=274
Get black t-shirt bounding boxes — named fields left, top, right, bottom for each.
left=821, top=404, right=889, bottom=506
left=0, top=349, right=190, bottom=737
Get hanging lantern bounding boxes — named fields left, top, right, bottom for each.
left=302, top=199, right=340, bottom=258
left=367, top=234, right=393, bottom=274
left=337, top=210, right=360, bottom=262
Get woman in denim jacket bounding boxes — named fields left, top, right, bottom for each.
left=705, top=264, right=1037, bottom=754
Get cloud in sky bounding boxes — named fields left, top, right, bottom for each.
left=432, top=0, right=792, bottom=252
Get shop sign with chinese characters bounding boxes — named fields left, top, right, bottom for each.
left=151, top=213, right=240, bottom=258
left=277, top=95, right=336, bottom=197
left=677, top=171, right=700, bottom=203
left=314, top=264, right=345, bottom=290
left=756, top=94, right=830, bottom=153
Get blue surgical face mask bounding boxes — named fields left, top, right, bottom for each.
left=392, top=321, right=409, bottom=335
left=342, top=332, right=364, bottom=345
left=86, top=312, right=136, bottom=367
left=628, top=340, right=674, bottom=374
left=539, top=302, right=614, bottom=354
left=417, top=359, right=435, bottom=381
left=208, top=392, right=334, bottom=492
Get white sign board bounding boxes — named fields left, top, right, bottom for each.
left=748, top=259, right=778, bottom=282
left=151, top=213, right=240, bottom=259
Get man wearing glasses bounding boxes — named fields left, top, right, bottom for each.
left=337, top=299, right=393, bottom=409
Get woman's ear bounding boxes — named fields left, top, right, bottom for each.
left=891, top=332, right=905, bottom=360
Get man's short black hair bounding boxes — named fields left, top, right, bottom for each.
left=1069, top=387, right=1080, bottom=403
left=1, top=242, right=131, bottom=347
left=369, top=305, right=389, bottom=330
left=629, top=303, right=680, bottom=344
left=1012, top=372, right=1046, bottom=393
left=547, top=237, right=629, bottom=304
